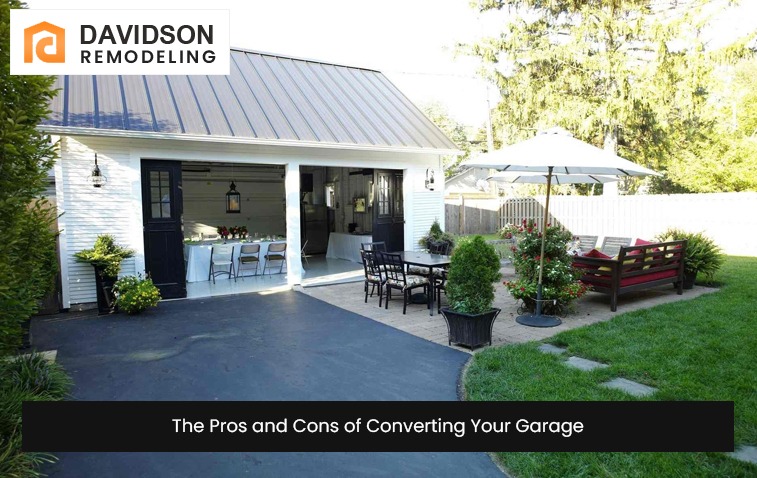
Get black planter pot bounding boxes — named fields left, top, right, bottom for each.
left=440, top=307, right=501, bottom=350
left=93, top=265, right=117, bottom=315
left=682, top=271, right=697, bottom=290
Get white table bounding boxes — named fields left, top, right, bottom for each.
left=184, top=240, right=286, bottom=282
left=326, top=232, right=373, bottom=263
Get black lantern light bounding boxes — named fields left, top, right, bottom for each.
left=226, top=181, right=241, bottom=213
left=425, top=168, right=435, bottom=191
left=89, top=153, right=107, bottom=188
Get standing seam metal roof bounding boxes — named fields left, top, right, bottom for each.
left=43, top=48, right=458, bottom=152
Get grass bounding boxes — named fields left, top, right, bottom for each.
left=465, top=256, right=757, bottom=477
left=459, top=233, right=501, bottom=241
left=0, top=352, right=71, bottom=477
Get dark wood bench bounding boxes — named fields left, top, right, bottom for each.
left=572, top=240, right=687, bottom=311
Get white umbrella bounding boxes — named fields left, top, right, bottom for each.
left=466, top=127, right=660, bottom=177
left=465, top=127, right=660, bottom=327
left=488, top=171, right=621, bottom=185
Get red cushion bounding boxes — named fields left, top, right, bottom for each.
left=619, top=269, right=678, bottom=287
left=634, top=238, right=655, bottom=246
left=584, top=249, right=611, bottom=259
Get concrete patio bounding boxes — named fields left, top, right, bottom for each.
left=302, top=264, right=719, bottom=353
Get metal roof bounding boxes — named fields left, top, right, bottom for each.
left=42, top=48, right=458, bottom=154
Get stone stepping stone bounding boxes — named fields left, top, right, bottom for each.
left=730, top=445, right=757, bottom=465
left=538, top=344, right=567, bottom=355
left=566, top=356, right=608, bottom=371
left=601, top=377, right=657, bottom=397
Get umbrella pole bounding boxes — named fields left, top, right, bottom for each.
left=517, top=166, right=561, bottom=328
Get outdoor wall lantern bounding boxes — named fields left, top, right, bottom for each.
left=226, top=181, right=241, bottom=213
left=88, top=153, right=107, bottom=188
left=425, top=168, right=435, bottom=191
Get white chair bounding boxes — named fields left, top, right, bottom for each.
left=263, top=242, right=287, bottom=275
left=236, top=244, right=261, bottom=279
left=209, top=244, right=235, bottom=283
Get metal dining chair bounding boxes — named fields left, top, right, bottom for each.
left=263, top=242, right=287, bottom=275
left=209, top=244, right=235, bottom=283
left=360, top=241, right=387, bottom=252
left=377, top=251, right=429, bottom=315
left=236, top=244, right=261, bottom=279
left=301, top=239, right=309, bottom=267
left=360, top=249, right=384, bottom=306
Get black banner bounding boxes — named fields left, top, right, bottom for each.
left=23, top=401, right=733, bottom=452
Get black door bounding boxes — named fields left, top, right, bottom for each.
left=372, top=169, right=404, bottom=252
left=141, top=160, right=186, bottom=299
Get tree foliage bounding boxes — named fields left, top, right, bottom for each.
left=465, top=0, right=756, bottom=193
left=0, top=0, right=60, bottom=353
left=421, top=102, right=475, bottom=178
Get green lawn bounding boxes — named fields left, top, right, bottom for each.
left=459, top=233, right=501, bottom=241
left=465, top=256, right=757, bottom=478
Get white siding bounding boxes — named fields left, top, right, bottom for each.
left=58, top=137, right=140, bottom=305
left=406, top=165, right=444, bottom=251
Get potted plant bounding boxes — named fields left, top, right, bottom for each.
left=440, top=235, right=502, bottom=349
left=74, top=235, right=134, bottom=314
left=418, top=219, right=455, bottom=254
left=657, top=228, right=723, bottom=288
left=504, top=219, right=588, bottom=315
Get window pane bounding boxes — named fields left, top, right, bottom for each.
left=394, top=176, right=403, bottom=216
left=378, top=175, right=389, bottom=216
left=151, top=203, right=161, bottom=218
left=161, top=202, right=171, bottom=217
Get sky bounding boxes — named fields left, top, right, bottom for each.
left=22, top=0, right=757, bottom=129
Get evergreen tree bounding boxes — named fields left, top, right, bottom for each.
left=0, top=0, right=60, bottom=352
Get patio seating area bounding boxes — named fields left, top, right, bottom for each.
left=303, top=262, right=718, bottom=353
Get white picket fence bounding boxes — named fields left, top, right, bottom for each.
left=498, top=192, right=757, bottom=256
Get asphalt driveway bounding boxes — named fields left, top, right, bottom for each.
left=32, top=290, right=502, bottom=477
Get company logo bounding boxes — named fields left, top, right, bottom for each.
left=10, top=9, right=230, bottom=75
left=24, top=21, right=65, bottom=63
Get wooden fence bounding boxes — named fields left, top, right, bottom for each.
left=496, top=192, right=757, bottom=256
left=445, top=197, right=501, bottom=235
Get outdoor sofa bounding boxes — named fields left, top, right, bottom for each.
left=572, top=239, right=688, bottom=311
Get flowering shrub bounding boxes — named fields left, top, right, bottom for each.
left=504, top=219, right=587, bottom=315
left=113, top=275, right=161, bottom=315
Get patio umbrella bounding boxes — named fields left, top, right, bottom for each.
left=487, top=171, right=621, bottom=185
left=465, top=127, right=660, bottom=328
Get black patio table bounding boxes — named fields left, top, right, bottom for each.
left=394, top=251, right=451, bottom=317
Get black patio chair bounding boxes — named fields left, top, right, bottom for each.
left=360, top=249, right=384, bottom=306
left=360, top=241, right=387, bottom=252
left=377, top=252, right=429, bottom=315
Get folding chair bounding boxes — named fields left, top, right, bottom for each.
left=236, top=244, right=261, bottom=279
left=301, top=239, right=309, bottom=267
left=263, top=242, right=287, bottom=275
left=209, top=244, right=235, bottom=283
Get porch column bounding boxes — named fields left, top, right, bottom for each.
left=285, top=161, right=303, bottom=285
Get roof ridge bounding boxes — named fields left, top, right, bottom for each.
left=230, top=47, right=382, bottom=73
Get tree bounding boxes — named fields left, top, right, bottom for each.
left=421, top=102, right=475, bottom=178
left=0, top=0, right=59, bottom=353
left=662, top=57, right=757, bottom=192
left=465, top=0, right=755, bottom=193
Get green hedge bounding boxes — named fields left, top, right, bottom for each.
left=0, top=0, right=60, bottom=353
